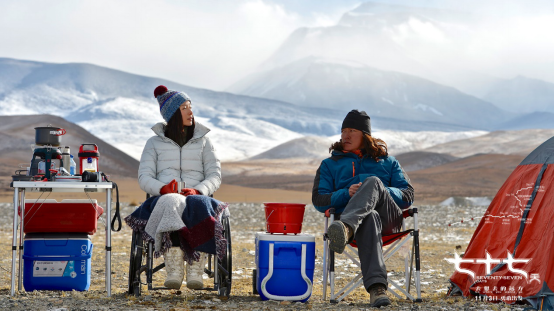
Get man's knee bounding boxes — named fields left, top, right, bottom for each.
left=362, top=176, right=384, bottom=190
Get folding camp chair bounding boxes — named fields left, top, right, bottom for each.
left=322, top=207, right=422, bottom=303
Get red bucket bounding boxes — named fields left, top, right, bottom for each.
left=264, top=203, right=306, bottom=234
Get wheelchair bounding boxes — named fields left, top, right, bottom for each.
left=127, top=194, right=232, bottom=297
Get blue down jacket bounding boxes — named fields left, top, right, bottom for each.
left=312, top=150, right=414, bottom=213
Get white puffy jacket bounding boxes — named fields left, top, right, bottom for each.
left=138, top=121, right=221, bottom=196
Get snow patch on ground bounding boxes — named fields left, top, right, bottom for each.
left=440, top=197, right=492, bottom=207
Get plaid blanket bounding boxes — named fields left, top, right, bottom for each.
left=124, top=194, right=228, bottom=263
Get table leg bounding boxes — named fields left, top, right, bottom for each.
left=18, top=189, right=25, bottom=291
left=106, top=188, right=112, bottom=297
left=11, top=188, right=19, bottom=296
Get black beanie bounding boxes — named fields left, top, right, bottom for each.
left=342, top=110, right=371, bottom=135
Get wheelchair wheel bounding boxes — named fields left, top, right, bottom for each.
left=252, top=269, right=258, bottom=295
left=218, top=217, right=232, bottom=297
left=128, top=230, right=144, bottom=297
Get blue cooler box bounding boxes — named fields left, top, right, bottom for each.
left=23, top=233, right=93, bottom=291
left=255, top=233, right=315, bottom=302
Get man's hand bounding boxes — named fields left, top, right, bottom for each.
left=180, top=188, right=201, bottom=196
left=349, top=182, right=362, bottom=197
left=160, top=179, right=178, bottom=195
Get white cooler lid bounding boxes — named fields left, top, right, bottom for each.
left=256, top=232, right=315, bottom=242
left=24, top=233, right=91, bottom=240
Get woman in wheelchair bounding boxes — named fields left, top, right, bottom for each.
left=312, top=110, right=414, bottom=308
left=125, top=85, right=224, bottom=291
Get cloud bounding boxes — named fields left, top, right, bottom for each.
left=0, top=0, right=313, bottom=90
left=464, top=13, right=554, bottom=81
left=354, top=1, right=554, bottom=85
left=1, top=0, right=554, bottom=92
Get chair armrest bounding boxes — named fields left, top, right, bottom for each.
left=325, top=208, right=335, bottom=218
left=402, top=207, right=418, bottom=218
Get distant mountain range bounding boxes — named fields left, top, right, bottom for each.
left=254, top=2, right=462, bottom=80
left=229, top=2, right=554, bottom=130
left=248, top=128, right=554, bottom=161
left=482, top=76, right=554, bottom=114
left=0, top=57, right=348, bottom=161
left=228, top=56, right=514, bottom=130
left=1, top=2, right=552, bottom=202
left=3, top=56, right=537, bottom=163
left=423, top=129, right=554, bottom=157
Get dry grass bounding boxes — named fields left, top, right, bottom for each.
left=0, top=200, right=530, bottom=310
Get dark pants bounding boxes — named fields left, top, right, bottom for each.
left=170, top=232, right=180, bottom=246
left=339, top=176, right=403, bottom=291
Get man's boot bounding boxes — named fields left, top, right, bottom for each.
left=327, top=220, right=353, bottom=254
left=369, top=283, right=391, bottom=307
left=163, top=247, right=185, bottom=289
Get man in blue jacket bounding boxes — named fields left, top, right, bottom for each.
left=312, top=110, right=414, bottom=307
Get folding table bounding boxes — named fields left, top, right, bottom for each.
left=10, top=181, right=114, bottom=296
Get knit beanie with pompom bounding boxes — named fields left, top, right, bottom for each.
left=154, top=85, right=191, bottom=122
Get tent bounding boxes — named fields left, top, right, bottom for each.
left=449, top=136, right=554, bottom=310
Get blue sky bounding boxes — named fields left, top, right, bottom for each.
left=1, top=0, right=554, bottom=90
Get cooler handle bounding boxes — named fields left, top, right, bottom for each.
left=274, top=242, right=301, bottom=256
left=260, top=243, right=312, bottom=301
left=22, top=244, right=93, bottom=261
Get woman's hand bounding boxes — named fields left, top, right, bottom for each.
left=180, top=188, right=201, bottom=196
left=160, top=179, right=178, bottom=195
left=349, top=182, right=362, bottom=197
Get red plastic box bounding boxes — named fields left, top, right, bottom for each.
left=22, top=199, right=104, bottom=235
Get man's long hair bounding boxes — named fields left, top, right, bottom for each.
left=329, top=133, right=388, bottom=162
left=164, top=109, right=195, bottom=145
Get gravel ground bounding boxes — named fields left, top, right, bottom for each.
left=0, top=202, right=531, bottom=311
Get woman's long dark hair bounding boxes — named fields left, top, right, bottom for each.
left=164, top=109, right=195, bottom=145
left=329, top=133, right=388, bottom=162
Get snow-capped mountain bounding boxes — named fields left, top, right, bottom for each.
left=0, top=57, right=520, bottom=163
left=256, top=2, right=467, bottom=80
left=482, top=76, right=554, bottom=114
left=0, top=58, right=347, bottom=161
left=231, top=2, right=485, bottom=95
left=228, top=56, right=513, bottom=130
left=228, top=2, right=554, bottom=131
